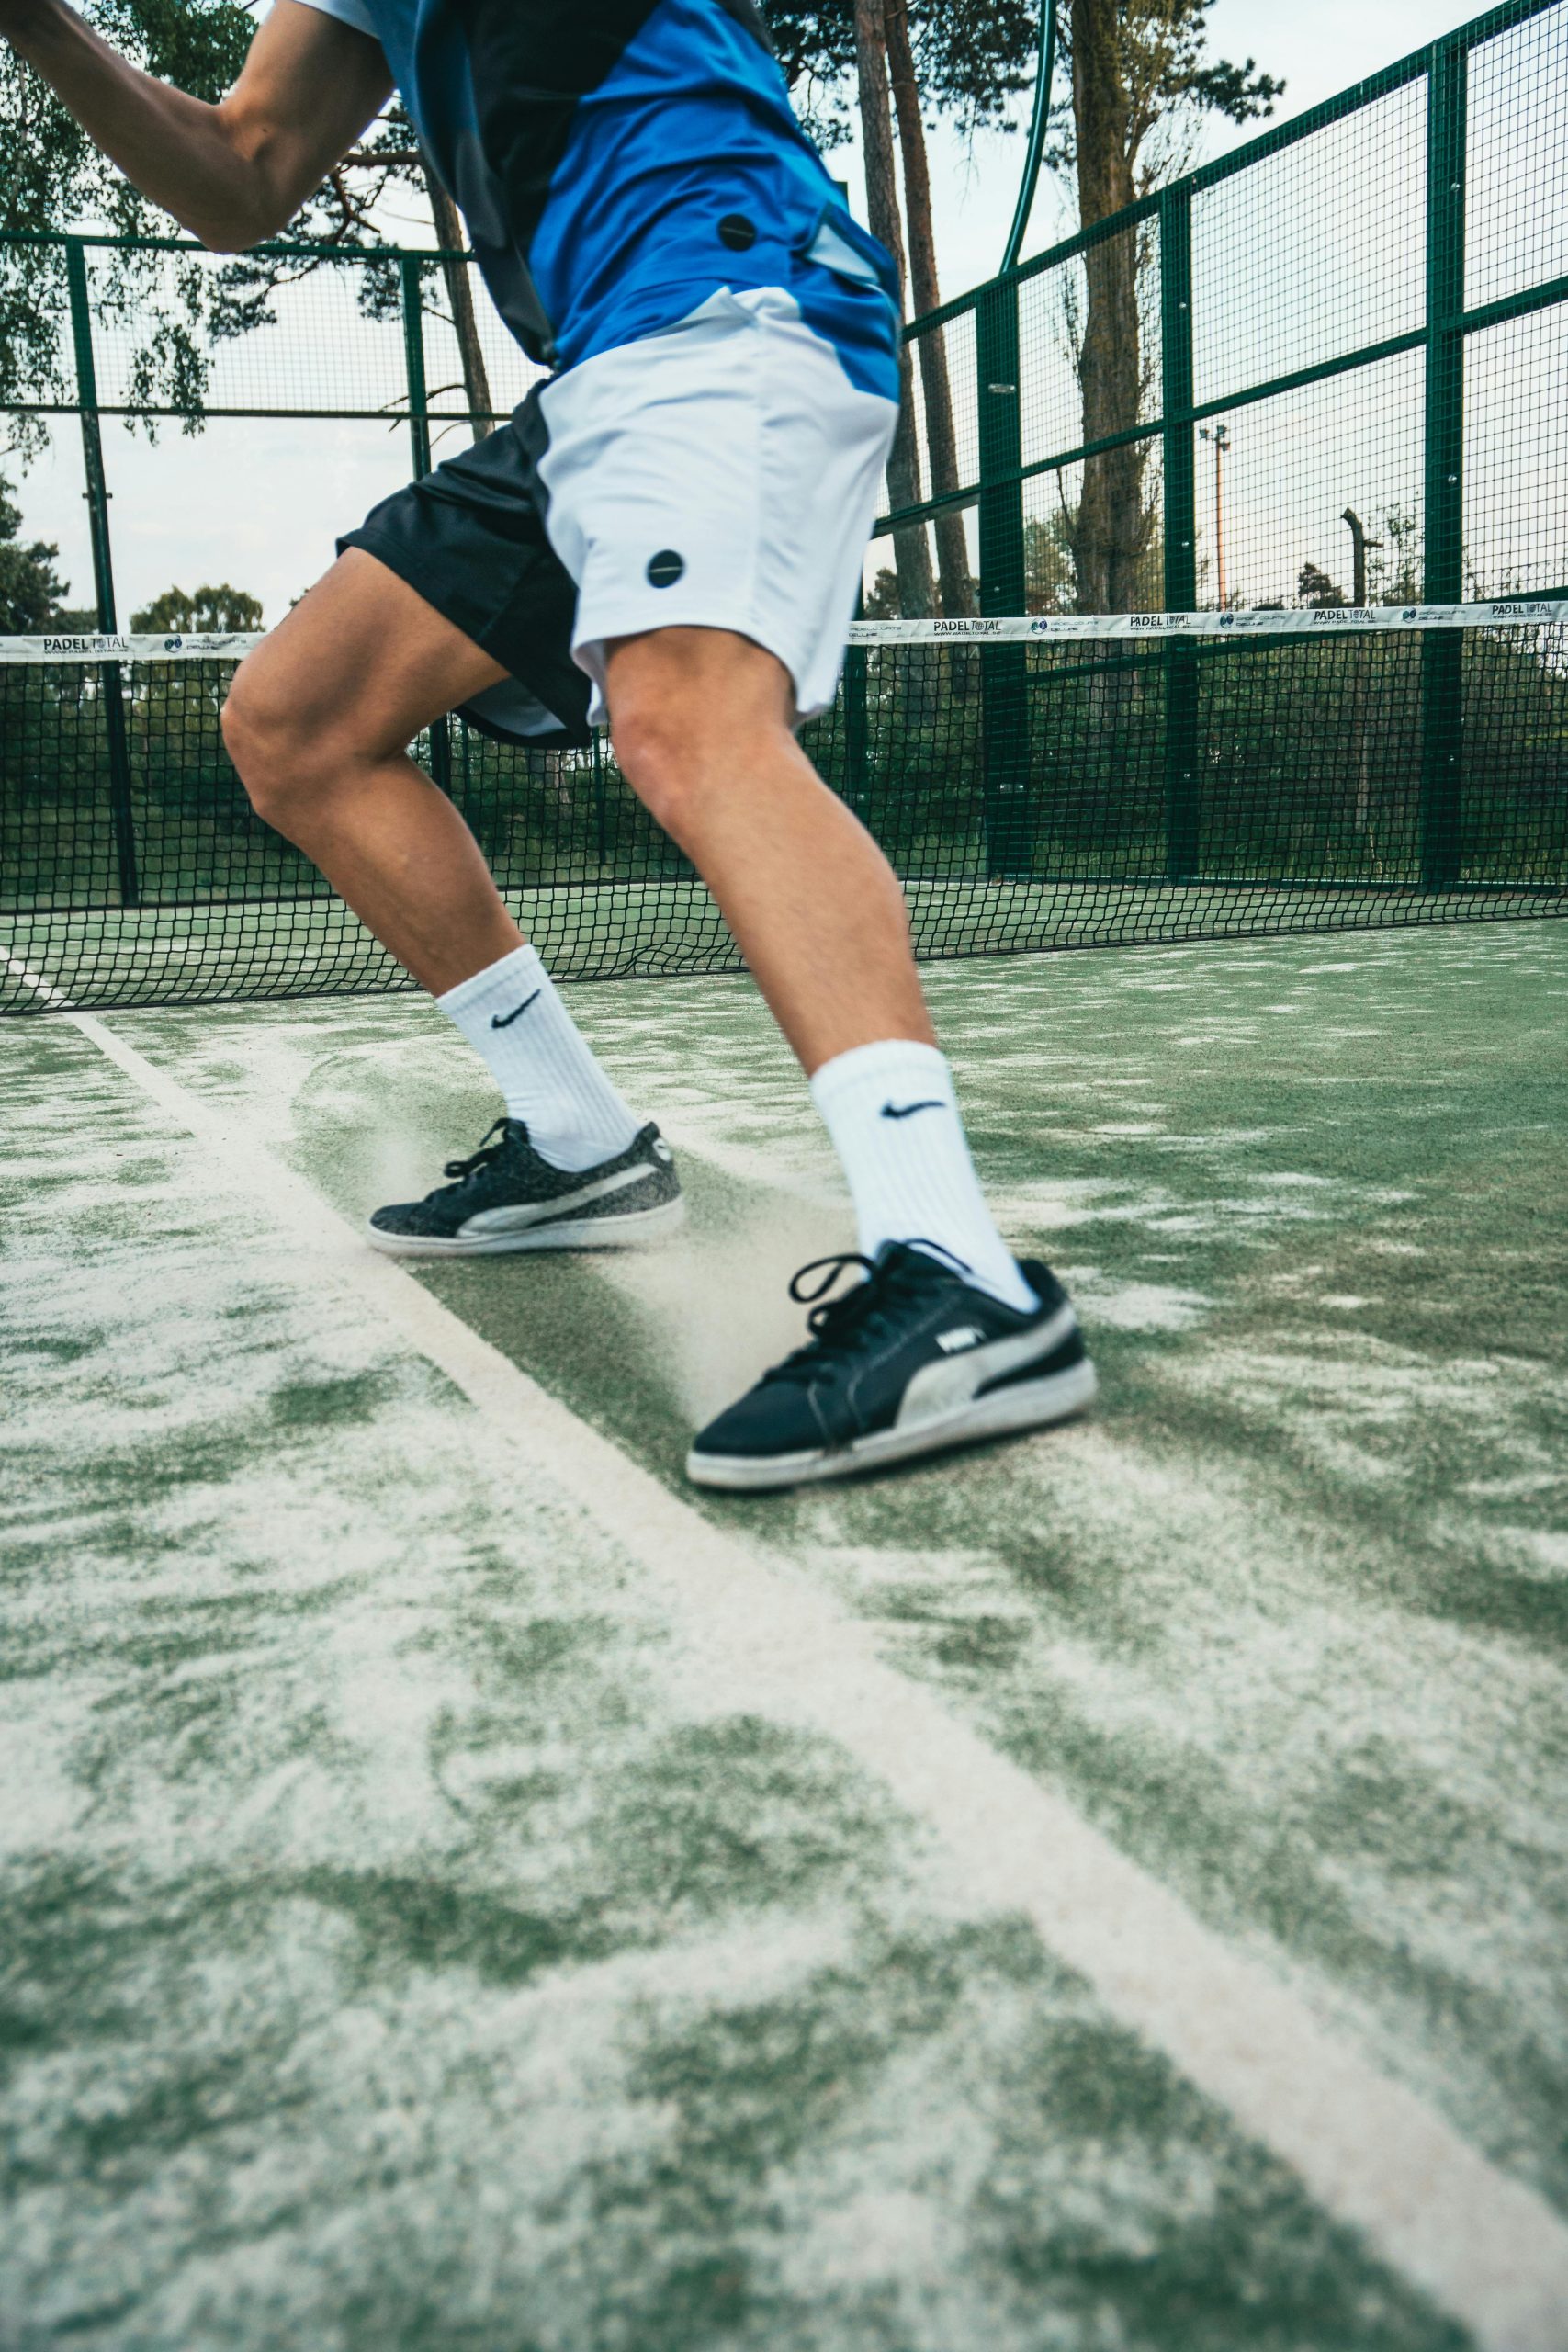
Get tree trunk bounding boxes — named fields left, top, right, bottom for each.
left=853, top=0, right=933, bottom=618
left=1070, top=0, right=1151, bottom=613
left=886, top=0, right=975, bottom=618
left=423, top=162, right=494, bottom=443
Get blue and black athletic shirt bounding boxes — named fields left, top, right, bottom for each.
left=297, top=0, right=901, bottom=397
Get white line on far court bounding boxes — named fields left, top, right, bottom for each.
left=70, top=1006, right=1568, bottom=2352
left=2, top=947, right=72, bottom=1009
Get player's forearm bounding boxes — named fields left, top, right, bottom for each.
left=2, top=0, right=288, bottom=249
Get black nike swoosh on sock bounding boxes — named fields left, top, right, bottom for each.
left=491, top=990, right=542, bottom=1030
left=880, top=1099, right=946, bottom=1121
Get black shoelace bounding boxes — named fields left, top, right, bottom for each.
left=432, top=1118, right=515, bottom=1195
left=764, top=1244, right=967, bottom=1388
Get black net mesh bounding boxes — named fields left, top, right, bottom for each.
left=3, top=610, right=1562, bottom=1014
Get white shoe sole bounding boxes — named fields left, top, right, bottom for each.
left=365, top=1193, right=686, bottom=1259
left=685, top=1353, right=1099, bottom=1492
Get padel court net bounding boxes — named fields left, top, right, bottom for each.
left=3, top=605, right=1563, bottom=1015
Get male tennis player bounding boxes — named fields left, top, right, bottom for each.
left=6, top=0, right=1095, bottom=1487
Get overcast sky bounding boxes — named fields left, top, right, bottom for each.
left=894, top=0, right=1495, bottom=300
left=17, top=0, right=1501, bottom=626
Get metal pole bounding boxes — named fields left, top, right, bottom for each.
left=592, top=728, right=607, bottom=866
left=844, top=641, right=869, bottom=818
left=1002, top=0, right=1059, bottom=274
left=1200, top=424, right=1230, bottom=608
left=976, top=280, right=1032, bottom=877
left=1421, top=37, right=1467, bottom=891
left=1161, top=187, right=1200, bottom=881
left=399, top=253, right=434, bottom=481
left=65, top=237, right=139, bottom=910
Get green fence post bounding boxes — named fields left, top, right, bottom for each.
left=400, top=252, right=434, bottom=481
left=592, top=727, right=608, bottom=865
left=976, top=280, right=1032, bottom=876
left=400, top=254, right=452, bottom=795
left=844, top=640, right=869, bottom=818
left=65, top=237, right=139, bottom=910
left=1422, top=36, right=1467, bottom=891
left=1160, top=187, right=1200, bottom=882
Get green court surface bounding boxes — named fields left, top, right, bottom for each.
left=4, top=921, right=1567, bottom=2351
left=4, top=878, right=1560, bottom=1011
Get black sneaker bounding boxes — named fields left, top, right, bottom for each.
left=686, top=1241, right=1096, bottom=1491
left=367, top=1118, right=682, bottom=1257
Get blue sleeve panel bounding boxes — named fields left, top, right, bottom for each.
left=355, top=0, right=901, bottom=401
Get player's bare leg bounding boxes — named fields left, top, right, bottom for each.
left=221, top=548, right=517, bottom=994
left=601, top=624, right=1094, bottom=1487
left=604, top=625, right=932, bottom=1071
left=222, top=550, right=681, bottom=1250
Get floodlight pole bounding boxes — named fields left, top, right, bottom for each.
left=1002, top=0, right=1059, bottom=274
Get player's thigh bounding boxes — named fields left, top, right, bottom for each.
left=538, top=296, right=895, bottom=730
left=604, top=624, right=794, bottom=739
left=602, top=627, right=796, bottom=815
left=225, top=548, right=508, bottom=767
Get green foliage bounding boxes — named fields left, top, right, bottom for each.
left=766, top=1, right=1038, bottom=147
left=766, top=2, right=1280, bottom=178
left=130, top=581, right=265, bottom=631
left=0, top=1, right=254, bottom=451
left=1046, top=1, right=1284, bottom=191
left=1368, top=507, right=1423, bottom=606
left=0, top=473, right=78, bottom=628
left=1, top=4, right=423, bottom=464
left=1026, top=510, right=1076, bottom=614
left=1025, top=502, right=1165, bottom=616
left=4, top=630, right=1563, bottom=928
left=1298, top=561, right=1346, bottom=609
left=861, top=565, right=901, bottom=618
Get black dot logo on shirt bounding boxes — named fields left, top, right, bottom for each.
left=646, top=549, right=685, bottom=589
left=718, top=213, right=757, bottom=252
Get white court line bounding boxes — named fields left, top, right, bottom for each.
left=66, top=1003, right=1568, bottom=2352
left=2, top=947, right=72, bottom=1010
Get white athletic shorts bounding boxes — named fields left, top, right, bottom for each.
left=536, top=288, right=898, bottom=724
left=342, top=287, right=897, bottom=744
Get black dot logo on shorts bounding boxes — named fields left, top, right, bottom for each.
left=646, top=549, right=685, bottom=589
left=717, top=213, right=757, bottom=252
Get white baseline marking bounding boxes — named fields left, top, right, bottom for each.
left=69, top=1006, right=1568, bottom=2352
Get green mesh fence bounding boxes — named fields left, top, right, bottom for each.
left=887, top=0, right=1567, bottom=625
left=0, top=0, right=1563, bottom=1013
left=3, top=607, right=1562, bottom=1012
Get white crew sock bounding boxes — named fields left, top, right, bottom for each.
left=809, top=1039, right=1037, bottom=1313
left=435, top=944, right=642, bottom=1172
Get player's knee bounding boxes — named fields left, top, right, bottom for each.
left=612, top=706, right=705, bottom=838
left=221, top=668, right=292, bottom=820
left=221, top=666, right=331, bottom=834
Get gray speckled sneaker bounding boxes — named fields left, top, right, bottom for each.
left=367, top=1118, right=683, bottom=1256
